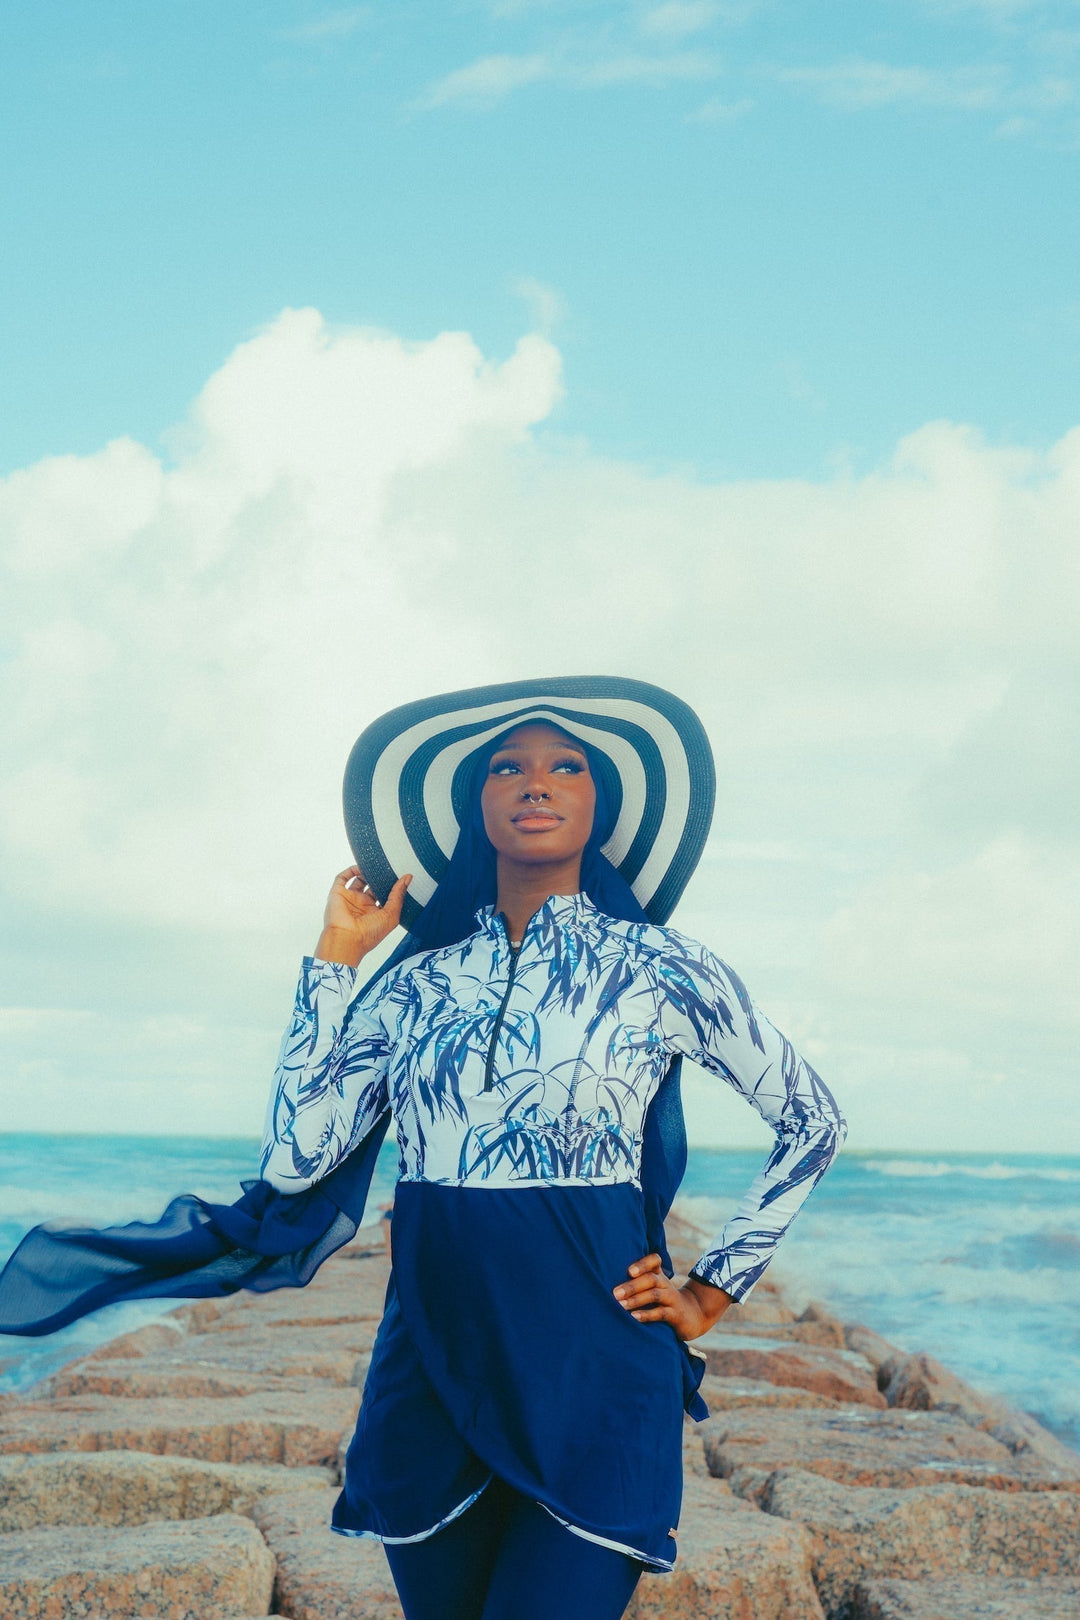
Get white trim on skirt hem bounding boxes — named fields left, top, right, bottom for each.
left=331, top=1474, right=675, bottom=1572
left=331, top=1475, right=494, bottom=1544
left=539, top=1505, right=674, bottom=1573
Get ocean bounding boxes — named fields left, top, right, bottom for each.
left=2, top=1134, right=1078, bottom=1452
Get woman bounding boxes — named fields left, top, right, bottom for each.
left=0, top=675, right=845, bottom=1620
left=258, top=676, right=847, bottom=1620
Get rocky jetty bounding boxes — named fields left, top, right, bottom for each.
left=0, top=1211, right=1076, bottom=1619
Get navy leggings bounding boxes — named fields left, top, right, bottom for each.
left=383, top=1476, right=644, bottom=1620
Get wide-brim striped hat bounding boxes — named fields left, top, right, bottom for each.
left=342, top=675, right=715, bottom=929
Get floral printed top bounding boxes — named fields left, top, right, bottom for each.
left=260, top=891, right=846, bottom=1301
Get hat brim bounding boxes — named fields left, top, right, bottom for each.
left=343, top=675, right=715, bottom=929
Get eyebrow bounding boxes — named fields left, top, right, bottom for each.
left=490, top=740, right=587, bottom=757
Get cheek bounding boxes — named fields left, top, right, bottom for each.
left=480, top=779, right=512, bottom=840
left=574, top=779, right=597, bottom=831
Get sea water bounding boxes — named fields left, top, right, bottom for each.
left=1, top=1135, right=1078, bottom=1452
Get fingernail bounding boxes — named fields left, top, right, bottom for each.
left=614, top=1288, right=625, bottom=1299
left=629, top=1265, right=638, bottom=1276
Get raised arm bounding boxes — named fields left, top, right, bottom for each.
left=260, top=864, right=412, bottom=1193
left=654, top=936, right=847, bottom=1302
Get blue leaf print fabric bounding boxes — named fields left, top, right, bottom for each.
left=261, top=891, right=846, bottom=1301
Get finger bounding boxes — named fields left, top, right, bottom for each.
left=626, top=1253, right=664, bottom=1278
left=614, top=1277, right=674, bottom=1305
left=618, top=1273, right=671, bottom=1298
left=382, top=874, right=413, bottom=917
left=630, top=1305, right=676, bottom=1323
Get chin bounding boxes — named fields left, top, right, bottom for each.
left=505, top=838, right=579, bottom=863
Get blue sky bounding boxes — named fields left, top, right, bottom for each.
left=1, top=2, right=1078, bottom=1153
left=3, top=1, right=1080, bottom=479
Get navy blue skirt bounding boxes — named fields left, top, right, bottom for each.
left=332, top=1180, right=693, bottom=1571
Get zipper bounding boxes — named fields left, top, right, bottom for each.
left=483, top=919, right=521, bottom=1092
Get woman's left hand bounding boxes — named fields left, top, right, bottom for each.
left=613, top=1252, right=734, bottom=1341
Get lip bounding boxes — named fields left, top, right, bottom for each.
left=511, top=811, right=564, bottom=828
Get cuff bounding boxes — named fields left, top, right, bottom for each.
left=688, top=1250, right=771, bottom=1305
left=297, top=954, right=359, bottom=1012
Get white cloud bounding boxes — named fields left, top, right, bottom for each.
left=822, top=835, right=1080, bottom=1029
left=512, top=275, right=567, bottom=331
left=415, top=43, right=718, bottom=107
left=415, top=53, right=550, bottom=108
left=687, top=92, right=753, bottom=123
left=0, top=310, right=562, bottom=938
left=781, top=59, right=1006, bottom=111
left=577, top=50, right=716, bottom=85
left=639, top=2, right=720, bottom=39
left=1, top=311, right=1078, bottom=1149
left=279, top=7, right=371, bottom=43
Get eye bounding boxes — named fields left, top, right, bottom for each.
left=489, top=758, right=522, bottom=775
left=552, top=757, right=585, bottom=774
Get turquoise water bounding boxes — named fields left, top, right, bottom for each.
left=1, top=1135, right=1078, bottom=1451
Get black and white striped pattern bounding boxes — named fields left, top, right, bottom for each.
left=343, top=676, right=715, bottom=927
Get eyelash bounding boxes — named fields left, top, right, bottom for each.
left=490, top=757, right=584, bottom=776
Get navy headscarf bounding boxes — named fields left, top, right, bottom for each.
left=0, top=728, right=689, bottom=1343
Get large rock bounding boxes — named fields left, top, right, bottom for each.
left=701, top=1407, right=1075, bottom=1498
left=851, top=1574, right=1080, bottom=1619
left=42, top=1321, right=377, bottom=1399
left=47, top=1362, right=341, bottom=1400
left=252, top=1486, right=403, bottom=1620
left=843, top=1323, right=903, bottom=1372
left=0, top=1386, right=359, bottom=1466
left=631, top=1473, right=824, bottom=1618
left=881, top=1352, right=1080, bottom=1476
left=142, top=1250, right=389, bottom=1341
left=89, top=1321, right=187, bottom=1359
left=210, top=1261, right=390, bottom=1332
left=697, top=1333, right=885, bottom=1407
left=68, top=1320, right=373, bottom=1381
left=697, top=1375, right=847, bottom=1414
left=0, top=1512, right=274, bottom=1620
left=182, top=1320, right=375, bottom=1371
left=794, top=1302, right=848, bottom=1348
left=761, top=1467, right=1080, bottom=1616
left=706, top=1318, right=858, bottom=1350
left=0, top=1449, right=335, bottom=1530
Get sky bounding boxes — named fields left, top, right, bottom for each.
left=1, top=1, right=1078, bottom=1155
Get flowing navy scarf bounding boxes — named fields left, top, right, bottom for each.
left=0, top=734, right=693, bottom=1368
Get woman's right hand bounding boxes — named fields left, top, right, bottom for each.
left=315, top=866, right=413, bottom=968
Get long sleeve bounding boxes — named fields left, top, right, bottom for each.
left=260, top=955, right=397, bottom=1194
left=652, top=936, right=847, bottom=1301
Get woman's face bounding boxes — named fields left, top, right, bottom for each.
left=480, top=722, right=596, bottom=867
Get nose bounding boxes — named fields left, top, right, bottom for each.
left=520, top=768, right=551, bottom=802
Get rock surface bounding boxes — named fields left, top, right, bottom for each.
left=880, top=1351, right=1080, bottom=1476
left=0, top=1512, right=274, bottom=1620
left=698, top=1333, right=885, bottom=1407
left=851, top=1574, right=1080, bottom=1619
left=631, top=1473, right=825, bottom=1618
left=0, top=1386, right=359, bottom=1465
left=252, top=1486, right=404, bottom=1620
left=702, top=1405, right=1076, bottom=1497
left=698, top=1375, right=847, bottom=1413
left=43, top=1321, right=374, bottom=1396
left=760, top=1467, right=1080, bottom=1614
left=843, top=1323, right=902, bottom=1372
left=0, top=1450, right=335, bottom=1531
left=47, top=1361, right=346, bottom=1400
